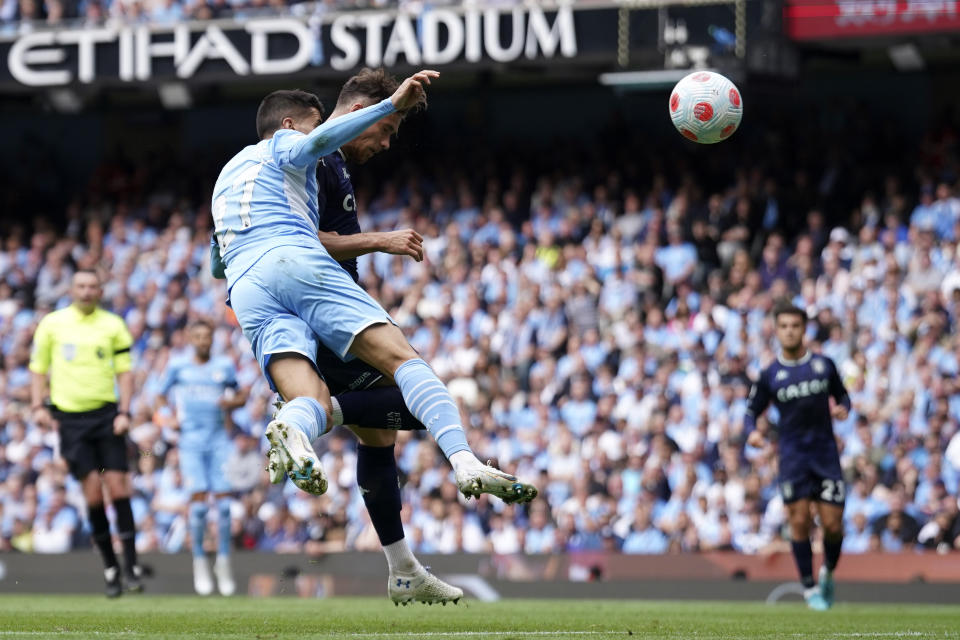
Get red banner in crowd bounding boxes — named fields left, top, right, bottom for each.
left=785, top=0, right=960, bottom=40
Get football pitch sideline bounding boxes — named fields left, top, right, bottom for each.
left=0, top=596, right=958, bottom=640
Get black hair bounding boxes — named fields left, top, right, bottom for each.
left=255, top=89, right=324, bottom=139
left=773, top=302, right=806, bottom=321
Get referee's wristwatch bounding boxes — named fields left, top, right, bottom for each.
left=117, top=410, right=131, bottom=419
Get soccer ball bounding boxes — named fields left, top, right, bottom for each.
left=668, top=71, right=743, bottom=144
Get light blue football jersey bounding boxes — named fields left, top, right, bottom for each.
left=159, top=355, right=238, bottom=450
left=211, top=98, right=396, bottom=285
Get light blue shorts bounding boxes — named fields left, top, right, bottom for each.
left=180, top=442, right=232, bottom=494
left=229, top=245, right=394, bottom=392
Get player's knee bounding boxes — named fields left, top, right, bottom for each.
left=103, top=473, right=130, bottom=498
left=83, top=485, right=103, bottom=505
left=823, top=520, right=844, bottom=539
left=82, top=472, right=104, bottom=501
left=314, top=395, right=333, bottom=422
left=790, top=526, right=810, bottom=542
left=789, top=515, right=811, bottom=538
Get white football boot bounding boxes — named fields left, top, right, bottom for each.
left=455, top=461, right=538, bottom=504
left=214, top=554, right=236, bottom=596
left=264, top=420, right=327, bottom=495
left=389, top=567, right=463, bottom=606
left=266, top=447, right=285, bottom=484
left=193, top=556, right=214, bottom=596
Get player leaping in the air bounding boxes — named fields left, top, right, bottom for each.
left=212, top=69, right=463, bottom=605
left=745, top=303, right=850, bottom=611
left=289, top=70, right=463, bottom=605
left=211, top=68, right=536, bottom=533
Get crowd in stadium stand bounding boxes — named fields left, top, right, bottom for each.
left=2, top=106, right=960, bottom=561
left=0, top=0, right=537, bottom=31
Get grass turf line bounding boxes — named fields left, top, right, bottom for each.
left=0, top=596, right=958, bottom=640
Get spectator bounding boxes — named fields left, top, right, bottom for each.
left=843, top=512, right=872, bottom=554
left=870, top=496, right=921, bottom=552
left=31, top=486, right=78, bottom=553
left=622, top=503, right=668, bottom=554
left=2, top=103, right=960, bottom=561
left=732, top=508, right=771, bottom=554
left=917, top=506, right=960, bottom=553
left=224, top=434, right=265, bottom=493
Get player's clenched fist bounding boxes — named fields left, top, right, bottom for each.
left=379, top=229, right=425, bottom=262
left=391, top=70, right=439, bottom=111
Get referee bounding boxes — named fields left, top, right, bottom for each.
left=29, top=269, right=143, bottom=598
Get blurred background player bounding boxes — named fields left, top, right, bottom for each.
left=29, top=270, right=143, bottom=597
left=157, top=319, right=248, bottom=596
left=746, top=304, right=851, bottom=610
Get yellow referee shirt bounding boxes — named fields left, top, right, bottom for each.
left=29, top=305, right=134, bottom=413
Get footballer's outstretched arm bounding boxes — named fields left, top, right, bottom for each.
left=282, top=99, right=396, bottom=167
left=318, top=229, right=424, bottom=262
left=282, top=70, right=439, bottom=168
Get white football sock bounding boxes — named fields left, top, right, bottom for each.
left=449, top=450, right=483, bottom=474
left=330, top=396, right=344, bottom=427
left=383, top=539, right=421, bottom=574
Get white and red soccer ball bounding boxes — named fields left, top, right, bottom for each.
left=668, top=71, right=743, bottom=144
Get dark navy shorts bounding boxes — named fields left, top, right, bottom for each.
left=779, top=457, right=846, bottom=505
left=315, top=343, right=383, bottom=396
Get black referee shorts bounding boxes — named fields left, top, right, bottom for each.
left=53, top=403, right=130, bottom=480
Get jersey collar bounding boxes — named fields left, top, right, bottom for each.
left=68, top=304, right=99, bottom=320
left=336, top=148, right=346, bottom=162
left=778, top=350, right=812, bottom=366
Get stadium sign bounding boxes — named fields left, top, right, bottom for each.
left=4, top=5, right=578, bottom=87
left=784, top=0, right=960, bottom=40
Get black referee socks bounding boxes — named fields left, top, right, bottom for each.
left=112, top=497, right=138, bottom=573
left=87, top=503, right=119, bottom=570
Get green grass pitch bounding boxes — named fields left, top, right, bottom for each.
left=0, top=595, right=958, bottom=639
